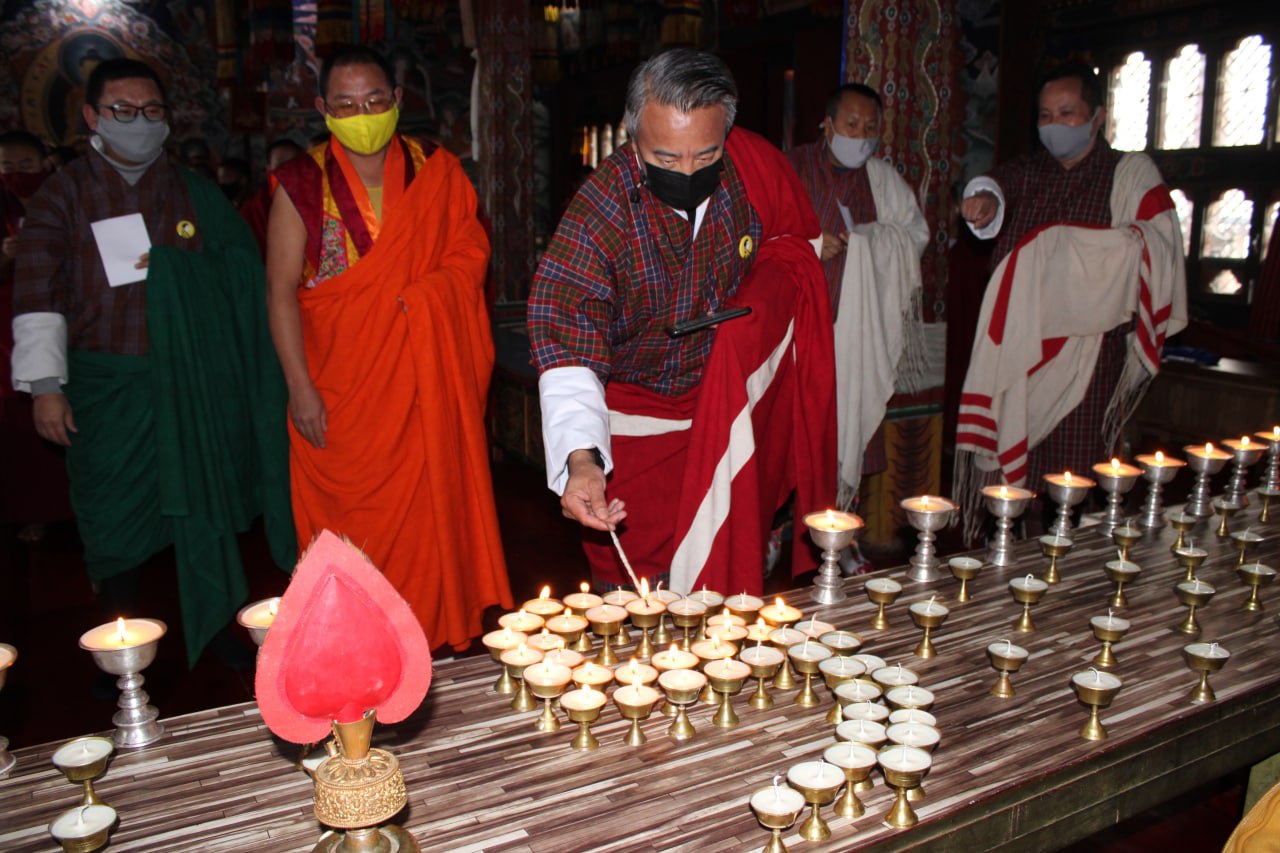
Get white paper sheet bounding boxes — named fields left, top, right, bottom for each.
left=836, top=200, right=856, bottom=235
left=90, top=213, right=151, bottom=287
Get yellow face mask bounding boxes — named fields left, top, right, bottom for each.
left=325, top=106, right=400, bottom=155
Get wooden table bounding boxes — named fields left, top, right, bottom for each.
left=3, top=504, right=1279, bottom=852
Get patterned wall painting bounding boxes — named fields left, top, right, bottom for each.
left=0, top=0, right=222, bottom=150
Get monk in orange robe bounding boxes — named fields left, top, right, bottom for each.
left=266, top=45, right=511, bottom=649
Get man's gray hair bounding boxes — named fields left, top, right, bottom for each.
left=622, top=49, right=738, bottom=139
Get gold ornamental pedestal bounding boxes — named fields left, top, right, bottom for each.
left=313, top=711, right=419, bottom=853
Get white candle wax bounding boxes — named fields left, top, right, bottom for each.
left=1093, top=460, right=1142, bottom=478
left=888, top=708, right=938, bottom=727
left=545, top=612, right=589, bottom=634
left=982, top=484, right=1033, bottom=500
left=1186, top=443, right=1232, bottom=460
left=666, top=598, right=708, bottom=617
left=615, top=660, right=659, bottom=686
left=51, top=737, right=113, bottom=769
left=769, top=627, right=807, bottom=647
left=0, top=644, right=15, bottom=669
left=818, top=656, right=866, bottom=679
left=687, top=589, right=725, bottom=607
left=559, top=687, right=608, bottom=712
left=887, top=722, right=941, bottom=750
left=527, top=630, right=566, bottom=652
left=787, top=760, right=845, bottom=790
left=543, top=648, right=584, bottom=668
left=1241, top=563, right=1278, bottom=579
left=614, top=683, right=661, bottom=707
left=707, top=623, right=749, bottom=643
left=1008, top=576, right=1049, bottom=593
left=651, top=589, right=683, bottom=604
left=1072, top=669, right=1122, bottom=690
left=705, top=658, right=751, bottom=680
left=871, top=665, right=919, bottom=687
left=901, top=494, right=957, bottom=514
left=625, top=597, right=667, bottom=617
left=481, top=628, right=527, bottom=651
left=236, top=597, right=280, bottom=629
left=707, top=612, right=748, bottom=628
left=601, top=590, right=639, bottom=606
left=79, top=618, right=165, bottom=651
left=819, top=630, right=862, bottom=652
left=750, top=784, right=806, bottom=817
left=1185, top=642, right=1230, bottom=659
left=1044, top=472, right=1096, bottom=488
left=658, top=668, right=707, bottom=693
left=499, top=644, right=544, bottom=668
left=651, top=647, right=700, bottom=671
left=842, top=700, right=890, bottom=723
left=803, top=509, right=860, bottom=532
left=759, top=599, right=803, bottom=624
left=1039, top=534, right=1073, bottom=549
left=571, top=662, right=615, bottom=689
left=497, top=610, right=545, bottom=633
left=1174, top=547, right=1207, bottom=558
left=795, top=618, right=837, bottom=637
left=877, top=744, right=932, bottom=773
left=1177, top=580, right=1216, bottom=595
left=836, top=718, right=887, bottom=745
left=49, top=805, right=116, bottom=840
left=522, top=594, right=565, bottom=617
left=851, top=653, right=888, bottom=673
left=1232, top=531, right=1265, bottom=543
left=865, top=578, right=902, bottom=595
left=949, top=556, right=983, bottom=571
left=986, top=641, right=1028, bottom=660
left=835, top=680, right=883, bottom=704
left=788, top=642, right=833, bottom=663
left=885, top=685, right=935, bottom=708
left=1136, top=452, right=1185, bottom=468
left=738, top=645, right=785, bottom=667
left=1105, top=560, right=1141, bottom=577
left=522, top=661, right=573, bottom=688
left=562, top=590, right=604, bottom=611
left=723, top=593, right=765, bottom=612
left=824, top=741, right=877, bottom=770
left=908, top=600, right=950, bottom=618
left=690, top=638, right=737, bottom=660
left=584, top=604, right=628, bottom=623
left=1091, top=615, right=1131, bottom=632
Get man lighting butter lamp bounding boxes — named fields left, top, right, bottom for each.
left=255, top=531, right=433, bottom=853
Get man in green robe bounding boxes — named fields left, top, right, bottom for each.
left=11, top=58, right=293, bottom=665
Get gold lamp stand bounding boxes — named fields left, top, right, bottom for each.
left=313, top=711, right=419, bottom=853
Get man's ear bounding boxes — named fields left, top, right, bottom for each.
left=82, top=104, right=99, bottom=133
left=314, top=96, right=327, bottom=118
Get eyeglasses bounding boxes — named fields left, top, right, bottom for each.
left=325, top=95, right=395, bottom=119
left=96, top=103, right=168, bottom=123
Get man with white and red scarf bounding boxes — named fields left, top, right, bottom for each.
left=953, top=63, right=1186, bottom=538
left=528, top=49, right=836, bottom=594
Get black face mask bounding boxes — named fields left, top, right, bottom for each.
left=643, top=158, right=723, bottom=216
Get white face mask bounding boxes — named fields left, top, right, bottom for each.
left=1038, top=111, right=1099, bottom=161
left=827, top=133, right=878, bottom=170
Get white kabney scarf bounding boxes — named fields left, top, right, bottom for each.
left=832, top=157, right=930, bottom=508
left=952, top=152, right=1187, bottom=541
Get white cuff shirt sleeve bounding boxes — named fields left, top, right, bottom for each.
left=963, top=176, right=1005, bottom=240
left=11, top=312, right=68, bottom=394
left=538, top=366, right=613, bottom=495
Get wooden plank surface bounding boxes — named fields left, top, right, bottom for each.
left=2, top=503, right=1278, bottom=852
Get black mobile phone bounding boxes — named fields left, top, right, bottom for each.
left=667, top=306, right=752, bottom=338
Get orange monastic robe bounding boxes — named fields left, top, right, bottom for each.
left=274, top=137, right=511, bottom=649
